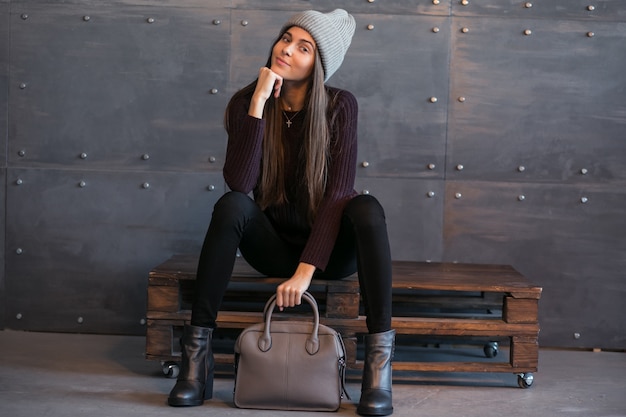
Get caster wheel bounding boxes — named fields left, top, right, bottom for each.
left=162, top=361, right=180, bottom=379
left=483, top=342, right=499, bottom=358
left=517, top=372, right=534, bottom=388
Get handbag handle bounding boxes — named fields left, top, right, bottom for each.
left=258, top=291, right=321, bottom=355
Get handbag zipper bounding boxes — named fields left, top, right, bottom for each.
left=336, top=334, right=351, bottom=400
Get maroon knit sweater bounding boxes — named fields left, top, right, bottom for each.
left=223, top=87, right=359, bottom=271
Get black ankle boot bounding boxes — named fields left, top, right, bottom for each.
left=357, top=329, right=395, bottom=416
left=168, top=325, right=214, bottom=407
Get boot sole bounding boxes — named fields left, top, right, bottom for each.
left=356, top=406, right=393, bottom=416
left=168, top=399, right=204, bottom=407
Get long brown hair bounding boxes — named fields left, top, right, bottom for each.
left=224, top=29, right=336, bottom=224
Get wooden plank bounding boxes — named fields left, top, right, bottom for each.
left=145, top=319, right=177, bottom=358
left=389, top=317, right=538, bottom=337
left=503, top=297, right=539, bottom=324
left=215, top=357, right=534, bottom=375
left=147, top=312, right=539, bottom=339
left=147, top=286, right=180, bottom=313
left=510, top=336, right=539, bottom=369
left=391, top=261, right=542, bottom=299
left=393, top=361, right=515, bottom=373
left=213, top=312, right=540, bottom=337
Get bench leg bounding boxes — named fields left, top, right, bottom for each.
left=510, top=335, right=539, bottom=371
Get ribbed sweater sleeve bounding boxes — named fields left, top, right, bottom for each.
left=300, top=90, right=359, bottom=270
left=223, top=97, right=265, bottom=194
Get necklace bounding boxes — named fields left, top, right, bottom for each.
left=282, top=110, right=301, bottom=128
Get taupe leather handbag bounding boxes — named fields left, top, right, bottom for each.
left=233, top=291, right=349, bottom=411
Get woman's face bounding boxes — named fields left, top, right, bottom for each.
left=270, top=26, right=316, bottom=82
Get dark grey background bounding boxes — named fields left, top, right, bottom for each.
left=1, top=0, right=624, bottom=349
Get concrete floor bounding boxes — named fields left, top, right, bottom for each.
left=0, top=330, right=624, bottom=417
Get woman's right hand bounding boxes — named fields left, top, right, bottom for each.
left=249, top=67, right=283, bottom=118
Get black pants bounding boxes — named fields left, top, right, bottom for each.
left=191, top=191, right=392, bottom=334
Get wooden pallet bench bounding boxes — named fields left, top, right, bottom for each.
left=146, top=254, right=542, bottom=388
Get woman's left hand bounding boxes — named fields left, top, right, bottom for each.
left=276, top=263, right=316, bottom=311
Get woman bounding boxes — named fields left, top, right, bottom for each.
left=168, top=9, right=395, bottom=416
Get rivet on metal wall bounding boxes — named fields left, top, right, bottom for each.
left=16, top=313, right=23, bottom=320
left=573, top=332, right=581, bottom=339
left=461, top=0, right=470, bottom=5
left=78, top=181, right=87, bottom=188
left=241, top=20, right=249, bottom=26
left=455, top=192, right=462, bottom=199
left=83, top=15, right=91, bottom=22
left=580, top=197, right=589, bottom=204
left=367, top=24, right=375, bottom=31
left=211, top=88, right=219, bottom=94
left=361, top=161, right=370, bottom=168
left=432, top=0, right=440, bottom=4
left=362, top=190, right=370, bottom=195
left=142, top=182, right=150, bottom=189
left=587, top=5, right=595, bottom=11
left=141, top=153, right=150, bottom=160
left=580, top=168, right=588, bottom=175
left=586, top=31, right=595, bottom=38
left=427, top=163, right=436, bottom=170
left=77, top=317, right=84, bottom=324
left=427, top=191, right=436, bottom=198
left=517, top=165, right=526, bottom=172
left=517, top=195, right=526, bottom=201
left=80, top=152, right=88, bottom=159
left=207, top=185, right=215, bottom=191
left=524, top=29, right=532, bottom=36
left=140, top=318, right=147, bottom=325
left=460, top=27, right=469, bottom=34
left=16, top=178, right=23, bottom=185
left=147, top=17, right=155, bottom=24
left=429, top=97, right=438, bottom=103
left=456, top=164, right=464, bottom=171
left=524, top=2, right=533, bottom=8
left=21, top=13, right=29, bottom=20
left=16, top=248, right=23, bottom=255
left=18, top=149, right=26, bottom=157
left=19, top=83, right=27, bottom=89
left=432, top=27, right=440, bottom=33
left=368, top=0, right=375, bottom=3
left=209, top=156, right=216, bottom=163
left=213, top=19, right=221, bottom=25
left=458, top=96, right=466, bottom=103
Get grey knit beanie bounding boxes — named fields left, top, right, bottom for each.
left=281, top=9, right=356, bottom=82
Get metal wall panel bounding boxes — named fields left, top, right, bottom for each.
left=228, top=9, right=290, bottom=94
left=0, top=1, right=8, bottom=329
left=443, top=181, right=626, bottom=349
left=232, top=0, right=450, bottom=16
left=452, top=0, right=626, bottom=21
left=0, top=1, right=7, bottom=167
left=0, top=170, right=5, bottom=329
left=338, top=14, right=450, bottom=180
left=447, top=17, right=626, bottom=183
left=355, top=178, right=444, bottom=262
left=5, top=168, right=222, bottom=333
left=9, top=3, right=229, bottom=172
